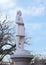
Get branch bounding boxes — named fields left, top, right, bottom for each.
left=0, top=44, right=16, bottom=54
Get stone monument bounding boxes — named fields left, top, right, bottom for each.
left=11, top=10, right=33, bottom=65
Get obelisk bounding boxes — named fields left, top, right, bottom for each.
left=11, top=10, right=33, bottom=65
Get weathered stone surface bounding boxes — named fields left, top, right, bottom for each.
left=11, top=10, right=33, bottom=65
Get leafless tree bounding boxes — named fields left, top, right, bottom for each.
left=0, top=16, right=16, bottom=61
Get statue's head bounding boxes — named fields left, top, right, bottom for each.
left=16, top=10, right=23, bottom=24
left=17, top=10, right=22, bottom=16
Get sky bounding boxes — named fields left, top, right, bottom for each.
left=0, top=0, right=46, bottom=56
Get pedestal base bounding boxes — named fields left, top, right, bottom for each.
left=12, top=57, right=33, bottom=65
left=11, top=50, right=33, bottom=65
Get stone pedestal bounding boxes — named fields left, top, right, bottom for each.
left=12, top=58, right=32, bottom=65
left=11, top=50, right=33, bottom=65
left=12, top=57, right=33, bottom=65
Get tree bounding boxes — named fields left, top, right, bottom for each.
left=0, top=16, right=16, bottom=61
left=0, top=15, right=31, bottom=61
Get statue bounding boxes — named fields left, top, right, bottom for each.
left=16, top=10, right=24, bottom=24
left=16, top=10, right=25, bottom=50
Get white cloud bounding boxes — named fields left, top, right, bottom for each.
left=0, top=0, right=9, bottom=4
left=4, top=7, right=24, bottom=20
left=9, top=6, right=44, bottom=17
left=22, top=5, right=45, bottom=16
left=0, top=0, right=45, bottom=20
left=0, top=0, right=15, bottom=10
left=0, top=0, right=16, bottom=20
left=3, top=5, right=45, bottom=21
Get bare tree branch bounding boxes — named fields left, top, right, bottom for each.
left=0, top=16, right=16, bottom=61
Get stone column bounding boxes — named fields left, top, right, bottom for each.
left=11, top=10, right=33, bottom=65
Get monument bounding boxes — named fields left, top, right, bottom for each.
left=11, top=10, right=33, bottom=65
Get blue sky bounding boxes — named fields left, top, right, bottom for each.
left=0, top=0, right=46, bottom=55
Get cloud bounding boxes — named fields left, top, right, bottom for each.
left=0, top=0, right=45, bottom=21
left=22, top=5, right=45, bottom=16
left=3, top=5, right=45, bottom=21
left=0, top=0, right=16, bottom=21
left=6, top=6, right=45, bottom=20
left=12, top=0, right=45, bottom=16
left=0, top=0, right=8, bottom=4
left=0, top=0, right=15, bottom=10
